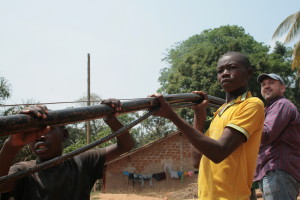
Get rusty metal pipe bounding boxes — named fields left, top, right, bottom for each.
left=0, top=93, right=225, bottom=136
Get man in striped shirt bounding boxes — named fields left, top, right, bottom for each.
left=254, top=73, right=300, bottom=200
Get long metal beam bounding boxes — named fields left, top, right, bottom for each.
left=0, top=93, right=225, bottom=136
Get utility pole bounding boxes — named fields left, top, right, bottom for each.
left=86, top=53, right=91, bottom=144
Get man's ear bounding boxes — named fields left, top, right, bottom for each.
left=62, top=128, right=69, bottom=142
left=280, top=84, right=286, bottom=94
left=247, top=68, right=253, bottom=80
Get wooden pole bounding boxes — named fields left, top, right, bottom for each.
left=87, top=53, right=91, bottom=144
left=87, top=53, right=95, bottom=192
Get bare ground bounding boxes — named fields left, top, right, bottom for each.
left=91, top=192, right=262, bottom=200
left=91, top=186, right=300, bottom=200
left=90, top=183, right=267, bottom=200
left=91, top=183, right=196, bottom=200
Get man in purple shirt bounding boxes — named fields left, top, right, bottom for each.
left=254, top=73, right=300, bottom=200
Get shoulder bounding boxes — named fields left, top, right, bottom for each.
left=246, top=97, right=264, bottom=105
left=75, top=149, right=106, bottom=162
left=231, top=97, right=265, bottom=123
left=240, top=97, right=264, bottom=111
left=272, top=97, right=298, bottom=112
left=73, top=149, right=106, bottom=176
left=277, top=97, right=296, bottom=107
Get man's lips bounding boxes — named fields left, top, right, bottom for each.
left=263, top=89, right=272, bottom=95
left=221, top=79, right=231, bottom=84
left=34, top=141, right=48, bottom=153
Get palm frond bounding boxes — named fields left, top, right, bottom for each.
left=272, top=11, right=300, bottom=43
left=284, top=12, right=300, bottom=43
left=292, top=40, right=300, bottom=73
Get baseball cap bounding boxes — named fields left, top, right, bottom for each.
left=257, top=73, right=285, bottom=85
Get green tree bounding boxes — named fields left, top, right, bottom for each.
left=64, top=93, right=104, bottom=153
left=0, top=76, right=10, bottom=103
left=63, top=124, right=87, bottom=153
left=76, top=93, right=105, bottom=137
left=136, top=114, right=176, bottom=146
left=65, top=94, right=142, bottom=153
left=159, top=25, right=298, bottom=122
left=0, top=75, right=11, bottom=116
left=266, top=42, right=299, bottom=108
left=272, top=11, right=300, bottom=74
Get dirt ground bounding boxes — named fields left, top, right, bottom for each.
left=90, top=185, right=265, bottom=200
left=90, top=186, right=300, bottom=200
left=91, top=193, right=167, bottom=200
left=91, top=183, right=198, bottom=200
left=91, top=192, right=263, bottom=200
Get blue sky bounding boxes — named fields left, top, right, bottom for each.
left=0, top=0, right=298, bottom=110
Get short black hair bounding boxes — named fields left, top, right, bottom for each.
left=219, top=52, right=251, bottom=69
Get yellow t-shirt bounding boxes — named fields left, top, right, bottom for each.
left=198, top=91, right=264, bottom=200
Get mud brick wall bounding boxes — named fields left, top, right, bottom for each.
left=104, top=132, right=198, bottom=193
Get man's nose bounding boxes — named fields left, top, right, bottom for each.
left=36, top=135, right=46, bottom=141
left=221, top=69, right=230, bottom=77
left=262, top=84, right=270, bottom=89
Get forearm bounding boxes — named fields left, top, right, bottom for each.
left=191, top=108, right=206, bottom=166
left=0, top=139, right=22, bottom=192
left=104, top=117, right=135, bottom=150
left=0, top=139, right=22, bottom=176
left=167, top=112, right=228, bottom=163
left=191, top=146, right=202, bottom=168
left=193, top=108, right=206, bottom=132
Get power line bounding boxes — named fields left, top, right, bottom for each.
left=0, top=101, right=102, bottom=107
left=0, top=97, right=177, bottom=107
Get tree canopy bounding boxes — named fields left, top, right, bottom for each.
left=0, top=76, right=10, bottom=104
left=158, top=25, right=299, bottom=120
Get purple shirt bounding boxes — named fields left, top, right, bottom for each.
left=254, top=96, right=300, bottom=182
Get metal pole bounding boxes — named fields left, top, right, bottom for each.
left=0, top=93, right=225, bottom=136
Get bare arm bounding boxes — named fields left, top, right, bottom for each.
left=0, top=139, right=23, bottom=193
left=191, top=91, right=207, bottom=168
left=101, top=98, right=135, bottom=163
left=103, top=116, right=135, bottom=163
left=168, top=109, right=245, bottom=163
left=0, top=106, right=50, bottom=193
left=151, top=94, right=246, bottom=164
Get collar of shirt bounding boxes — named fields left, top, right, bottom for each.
left=214, top=91, right=252, bottom=117
left=266, top=96, right=284, bottom=107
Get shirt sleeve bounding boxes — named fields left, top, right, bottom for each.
left=261, top=101, right=294, bottom=145
left=226, top=98, right=265, bottom=140
left=77, top=149, right=106, bottom=180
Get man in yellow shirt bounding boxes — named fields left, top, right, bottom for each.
left=150, top=52, right=264, bottom=199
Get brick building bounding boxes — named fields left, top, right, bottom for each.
left=103, top=131, right=198, bottom=193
